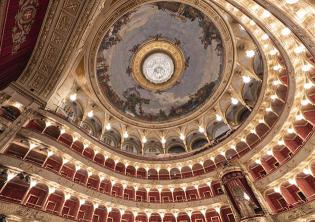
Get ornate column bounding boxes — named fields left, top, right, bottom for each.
left=0, top=104, right=38, bottom=153
left=219, top=164, right=274, bottom=222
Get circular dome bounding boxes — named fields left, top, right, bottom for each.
left=142, top=52, right=174, bottom=84
left=92, top=1, right=235, bottom=127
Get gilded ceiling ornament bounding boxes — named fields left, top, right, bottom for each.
left=142, top=52, right=174, bottom=84
left=131, top=39, right=185, bottom=91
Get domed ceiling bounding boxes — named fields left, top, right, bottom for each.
left=94, top=1, right=233, bottom=125
left=82, top=0, right=265, bottom=157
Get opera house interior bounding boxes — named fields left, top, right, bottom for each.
left=0, top=0, right=315, bottom=221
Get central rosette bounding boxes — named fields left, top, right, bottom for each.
left=142, top=52, right=175, bottom=84
left=131, top=39, right=185, bottom=91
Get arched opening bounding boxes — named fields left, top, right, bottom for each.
left=44, top=190, right=64, bottom=214
left=25, top=183, right=48, bottom=209
left=0, top=173, right=28, bottom=203
left=191, top=138, right=208, bottom=150
left=61, top=196, right=80, bottom=220
left=168, top=145, right=185, bottom=154
left=0, top=105, right=21, bottom=121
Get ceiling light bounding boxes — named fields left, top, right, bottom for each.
left=198, top=126, right=205, bottom=133
left=75, top=163, right=81, bottom=170
left=47, top=150, right=54, bottom=157
left=79, top=199, right=86, bottom=205
left=179, top=133, right=185, bottom=141
left=29, top=142, right=37, bottom=150
left=63, top=158, right=69, bottom=164
left=244, top=192, right=250, bottom=200
left=304, top=82, right=313, bottom=89
left=303, top=168, right=311, bottom=175
left=123, top=131, right=129, bottom=139
left=133, top=211, right=138, bottom=218
left=296, top=114, right=304, bottom=121
left=281, top=27, right=291, bottom=36
left=273, top=64, right=282, bottom=71
left=271, top=94, right=278, bottom=100
left=14, top=102, right=22, bottom=109
left=286, top=0, right=299, bottom=4
left=262, top=10, right=271, bottom=18
left=215, top=207, right=221, bottom=213
left=216, top=114, right=223, bottom=122
left=242, top=76, right=251, bottom=83
left=46, top=121, right=52, bottom=127
left=266, top=107, right=273, bottom=112
left=296, top=9, right=307, bottom=21
left=87, top=111, right=94, bottom=118
left=270, top=48, right=278, bottom=56
left=30, top=179, right=37, bottom=188
left=289, top=178, right=297, bottom=185
left=231, top=97, right=239, bottom=105
left=105, top=123, right=111, bottom=130
left=278, top=140, right=285, bottom=145
left=7, top=171, right=16, bottom=181
left=246, top=50, right=255, bottom=58
left=274, top=187, right=281, bottom=193
left=302, top=64, right=312, bottom=72
left=255, top=159, right=261, bottom=164
left=301, top=99, right=311, bottom=106
left=161, top=137, right=166, bottom=144
left=65, top=194, right=71, bottom=200
left=119, top=209, right=125, bottom=215
left=69, top=93, right=77, bottom=102
left=294, top=45, right=305, bottom=54
left=287, top=128, right=295, bottom=134
left=267, top=150, right=273, bottom=156
left=142, top=136, right=147, bottom=144
left=272, top=80, right=281, bottom=86
left=200, top=208, right=207, bottom=216
left=262, top=34, right=269, bottom=40
left=48, top=187, right=56, bottom=195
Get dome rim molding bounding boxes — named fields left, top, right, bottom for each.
left=87, top=0, right=236, bottom=129
left=80, top=0, right=294, bottom=165
left=80, top=0, right=272, bottom=163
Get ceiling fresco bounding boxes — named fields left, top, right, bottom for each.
left=96, top=1, right=225, bottom=122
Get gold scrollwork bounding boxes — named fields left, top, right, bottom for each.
left=131, top=39, right=185, bottom=91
